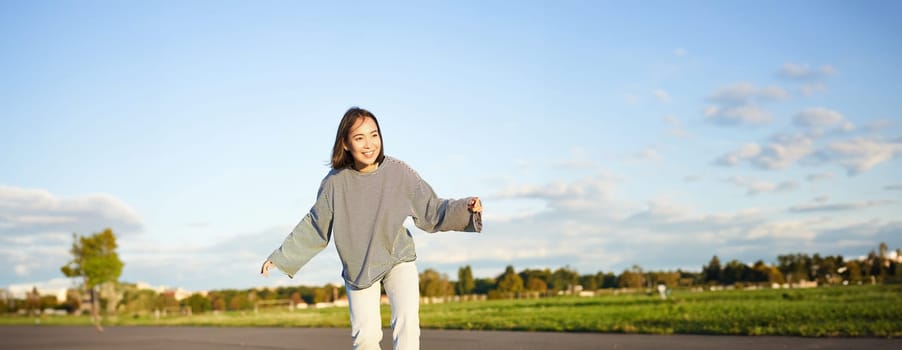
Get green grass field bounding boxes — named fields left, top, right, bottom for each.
left=3, top=284, right=900, bottom=337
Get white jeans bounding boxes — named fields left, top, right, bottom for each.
left=346, top=261, right=420, bottom=350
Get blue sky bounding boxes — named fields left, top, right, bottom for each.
left=2, top=1, right=901, bottom=293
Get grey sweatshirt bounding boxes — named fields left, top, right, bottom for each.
left=267, top=156, right=482, bottom=290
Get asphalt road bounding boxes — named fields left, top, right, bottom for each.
left=1, top=326, right=898, bottom=350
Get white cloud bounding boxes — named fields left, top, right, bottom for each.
left=716, top=134, right=815, bottom=170
left=824, top=137, right=902, bottom=175
left=704, top=82, right=789, bottom=127
left=708, top=82, right=789, bottom=105
left=794, top=107, right=846, bottom=128
left=662, top=115, right=690, bottom=138
left=789, top=200, right=894, bottom=213
left=751, top=134, right=816, bottom=169
left=779, top=62, right=836, bottom=81
left=0, top=185, right=143, bottom=237
left=633, top=148, right=661, bottom=161
left=493, top=174, right=618, bottom=204
left=716, top=143, right=762, bottom=166
left=674, top=48, right=688, bottom=56
left=683, top=175, right=701, bottom=182
left=705, top=105, right=774, bottom=126
left=806, top=172, right=833, bottom=182
left=440, top=166, right=899, bottom=277
left=745, top=220, right=816, bottom=240
left=799, top=83, right=827, bottom=96
left=653, top=89, right=671, bottom=103
left=726, top=176, right=798, bottom=195
left=865, top=119, right=894, bottom=133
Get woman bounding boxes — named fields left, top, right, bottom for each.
left=261, top=107, right=483, bottom=350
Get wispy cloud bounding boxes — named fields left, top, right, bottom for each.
left=704, top=82, right=789, bottom=127
left=708, top=82, right=789, bottom=105
left=492, top=174, right=623, bottom=214
left=886, top=184, right=902, bottom=191
left=794, top=107, right=848, bottom=128
left=789, top=200, right=894, bottom=213
left=725, top=176, right=799, bottom=195
left=705, top=105, right=774, bottom=126
left=806, top=172, right=833, bottom=182
left=633, top=147, right=662, bottom=161
left=653, top=89, right=671, bottom=103
left=799, top=83, right=828, bottom=96
left=683, top=175, right=702, bottom=182
left=818, top=137, right=902, bottom=175
left=0, top=185, right=143, bottom=237
left=778, top=62, right=836, bottom=81
left=662, top=115, right=690, bottom=138
left=716, top=134, right=815, bottom=170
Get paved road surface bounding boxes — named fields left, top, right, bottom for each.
left=1, top=326, right=898, bottom=350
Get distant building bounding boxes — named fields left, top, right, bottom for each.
left=135, top=281, right=193, bottom=301
left=7, top=281, right=69, bottom=303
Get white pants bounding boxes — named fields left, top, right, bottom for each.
left=346, top=261, right=420, bottom=350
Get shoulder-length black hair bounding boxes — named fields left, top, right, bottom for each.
left=330, top=107, right=385, bottom=169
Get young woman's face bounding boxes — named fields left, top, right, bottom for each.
left=344, top=116, right=381, bottom=172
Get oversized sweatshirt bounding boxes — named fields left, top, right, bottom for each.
left=267, top=156, right=482, bottom=290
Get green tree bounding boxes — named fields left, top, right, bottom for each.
left=722, top=260, right=750, bottom=285
left=290, top=291, right=303, bottom=306
left=651, top=271, right=680, bottom=288
left=618, top=266, right=644, bottom=289
left=750, top=260, right=770, bottom=284
left=601, top=272, right=618, bottom=288
left=580, top=274, right=598, bottom=291
left=472, top=278, right=495, bottom=295
left=181, top=293, right=211, bottom=314
left=549, top=266, right=579, bottom=293
left=703, top=255, right=722, bottom=285
left=519, top=269, right=551, bottom=295
left=777, top=253, right=811, bottom=283
left=456, top=265, right=475, bottom=295
left=60, top=228, right=124, bottom=331
left=420, top=269, right=452, bottom=298
left=525, top=277, right=548, bottom=293
left=495, top=265, right=524, bottom=298
left=845, top=260, right=863, bottom=284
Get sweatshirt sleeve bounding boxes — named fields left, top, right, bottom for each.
left=409, top=167, right=482, bottom=234
left=267, top=182, right=334, bottom=278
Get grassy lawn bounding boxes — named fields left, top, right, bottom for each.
left=3, top=284, right=900, bottom=337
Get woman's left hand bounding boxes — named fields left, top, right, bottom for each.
left=468, top=197, right=482, bottom=213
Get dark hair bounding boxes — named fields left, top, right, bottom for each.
left=330, top=107, right=385, bottom=169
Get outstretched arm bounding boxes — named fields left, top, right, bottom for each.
left=410, top=170, right=482, bottom=233
left=262, top=184, right=334, bottom=279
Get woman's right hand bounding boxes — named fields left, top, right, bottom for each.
left=260, top=260, right=275, bottom=277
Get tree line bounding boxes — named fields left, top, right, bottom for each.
left=2, top=228, right=899, bottom=318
